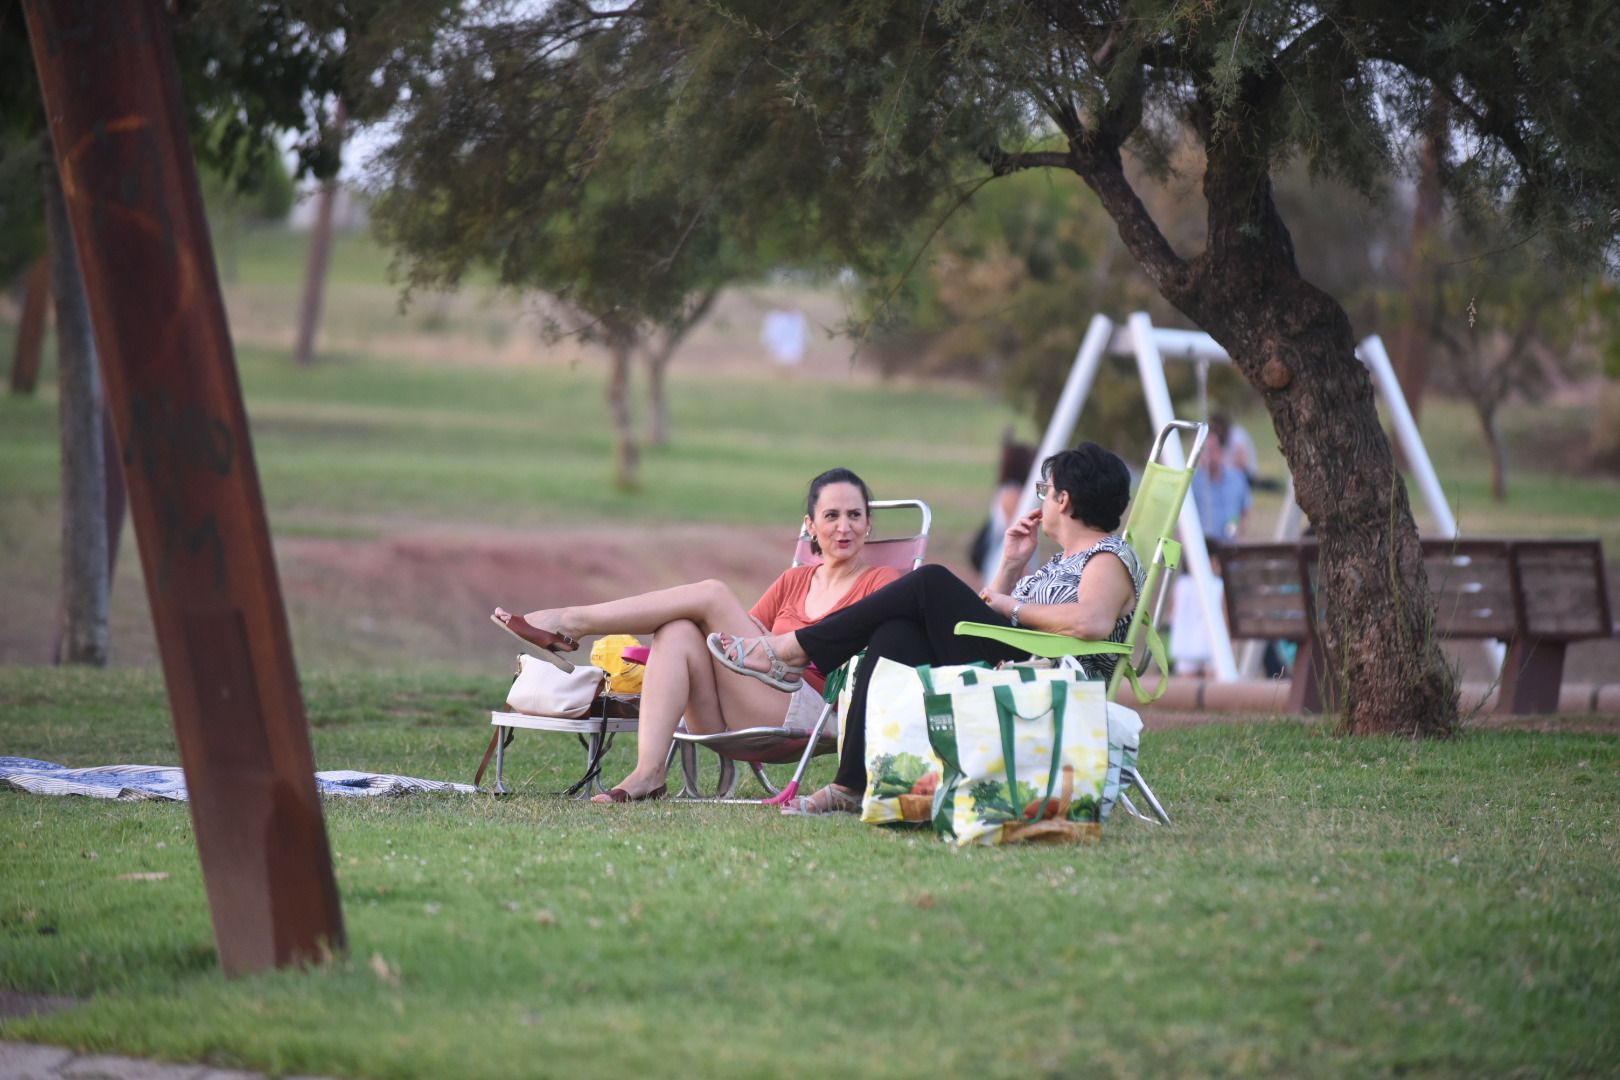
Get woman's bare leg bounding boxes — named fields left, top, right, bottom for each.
left=520, top=579, right=753, bottom=642
left=594, top=617, right=795, bottom=800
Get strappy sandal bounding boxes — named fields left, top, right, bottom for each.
left=705, top=632, right=805, bottom=692
left=490, top=610, right=578, bottom=668
left=779, top=783, right=862, bottom=817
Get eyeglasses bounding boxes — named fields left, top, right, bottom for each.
left=1035, top=481, right=1051, bottom=499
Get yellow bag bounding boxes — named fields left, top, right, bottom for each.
left=590, top=634, right=645, bottom=694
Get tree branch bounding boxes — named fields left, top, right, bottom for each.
left=985, top=149, right=1073, bottom=175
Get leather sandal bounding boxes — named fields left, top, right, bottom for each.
left=490, top=610, right=579, bottom=666
left=706, top=632, right=804, bottom=692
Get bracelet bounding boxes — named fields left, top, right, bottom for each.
left=1009, top=602, right=1023, bottom=628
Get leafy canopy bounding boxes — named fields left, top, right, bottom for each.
left=376, top=0, right=1618, bottom=333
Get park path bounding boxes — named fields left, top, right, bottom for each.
left=0, top=1040, right=332, bottom=1080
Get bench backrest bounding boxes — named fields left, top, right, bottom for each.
left=1223, top=538, right=1612, bottom=642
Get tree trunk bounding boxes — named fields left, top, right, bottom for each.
left=9, top=254, right=50, bottom=396
left=1070, top=120, right=1459, bottom=736
left=607, top=338, right=639, bottom=489
left=293, top=102, right=346, bottom=367
left=643, top=287, right=719, bottom=447
left=1481, top=405, right=1507, bottom=502
left=1194, top=157, right=1456, bottom=736
left=44, top=161, right=109, bottom=667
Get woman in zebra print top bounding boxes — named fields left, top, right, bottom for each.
left=709, top=442, right=1144, bottom=815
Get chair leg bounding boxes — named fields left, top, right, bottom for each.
left=749, top=761, right=781, bottom=796
left=673, top=740, right=739, bottom=799
left=493, top=726, right=509, bottom=796
left=1124, top=767, right=1171, bottom=825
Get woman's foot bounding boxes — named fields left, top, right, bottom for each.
left=706, top=632, right=807, bottom=692
left=590, top=771, right=668, bottom=804
left=491, top=608, right=579, bottom=658
left=779, top=782, right=862, bottom=816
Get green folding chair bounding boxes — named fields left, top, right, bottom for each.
left=954, top=419, right=1209, bottom=825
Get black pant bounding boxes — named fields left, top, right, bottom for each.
left=796, top=564, right=1026, bottom=790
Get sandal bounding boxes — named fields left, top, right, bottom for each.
left=490, top=609, right=578, bottom=668
left=779, top=783, right=862, bottom=817
left=706, top=632, right=804, bottom=692
left=591, top=784, right=667, bottom=804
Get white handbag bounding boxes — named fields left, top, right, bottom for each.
left=505, top=654, right=606, bottom=718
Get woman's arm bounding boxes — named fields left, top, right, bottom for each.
left=985, top=553, right=1136, bottom=639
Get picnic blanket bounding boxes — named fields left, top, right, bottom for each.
left=0, top=757, right=476, bottom=801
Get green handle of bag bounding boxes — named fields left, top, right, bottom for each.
left=991, top=684, right=1067, bottom=824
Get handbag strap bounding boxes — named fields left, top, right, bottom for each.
left=473, top=730, right=500, bottom=789
left=991, top=683, right=1067, bottom=822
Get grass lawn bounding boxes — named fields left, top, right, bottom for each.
left=5, top=226, right=1620, bottom=1075
left=3, top=667, right=1618, bottom=1077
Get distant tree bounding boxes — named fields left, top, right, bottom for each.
left=1586, top=282, right=1620, bottom=473
left=372, top=12, right=764, bottom=488
left=1424, top=230, right=1594, bottom=502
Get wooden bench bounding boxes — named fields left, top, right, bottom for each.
left=1219, top=538, right=1616, bottom=714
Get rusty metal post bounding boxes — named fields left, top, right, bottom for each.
left=24, top=0, right=345, bottom=973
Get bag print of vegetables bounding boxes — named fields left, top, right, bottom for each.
left=871, top=752, right=940, bottom=821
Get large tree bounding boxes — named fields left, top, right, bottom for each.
left=377, top=1, right=1619, bottom=735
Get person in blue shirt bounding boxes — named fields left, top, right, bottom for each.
left=1191, top=426, right=1251, bottom=548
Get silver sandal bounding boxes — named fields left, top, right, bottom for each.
left=706, top=632, right=805, bottom=692
left=780, top=783, right=862, bottom=816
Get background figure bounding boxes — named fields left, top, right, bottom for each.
left=1167, top=555, right=1227, bottom=678
left=970, top=438, right=1036, bottom=587
left=760, top=308, right=808, bottom=366
left=1191, top=425, right=1252, bottom=549
left=1211, top=410, right=1283, bottom=492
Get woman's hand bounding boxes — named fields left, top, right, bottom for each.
left=1000, top=507, right=1041, bottom=567
left=977, top=588, right=1011, bottom=619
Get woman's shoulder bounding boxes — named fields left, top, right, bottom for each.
left=764, top=564, right=817, bottom=594
left=1094, top=534, right=1144, bottom=587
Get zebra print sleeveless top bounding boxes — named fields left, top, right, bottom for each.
left=1011, top=534, right=1144, bottom=681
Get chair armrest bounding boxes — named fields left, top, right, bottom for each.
left=954, top=621, right=1131, bottom=659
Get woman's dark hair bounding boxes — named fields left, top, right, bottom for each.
left=805, top=467, right=874, bottom=555
left=1042, top=442, right=1131, bottom=532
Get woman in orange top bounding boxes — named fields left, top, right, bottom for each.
left=491, top=468, right=899, bottom=803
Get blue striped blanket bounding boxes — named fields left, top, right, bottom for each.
left=0, top=757, right=476, bottom=801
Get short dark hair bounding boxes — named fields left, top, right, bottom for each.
left=1042, top=443, right=1131, bottom=532
left=805, top=468, right=874, bottom=555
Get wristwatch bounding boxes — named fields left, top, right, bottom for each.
left=1009, top=602, right=1024, bottom=628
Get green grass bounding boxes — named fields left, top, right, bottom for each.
left=7, top=226, right=1620, bottom=1075
left=3, top=668, right=1618, bottom=1077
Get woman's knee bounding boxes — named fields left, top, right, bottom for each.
left=653, top=618, right=702, bottom=646
left=914, top=563, right=957, bottom=587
